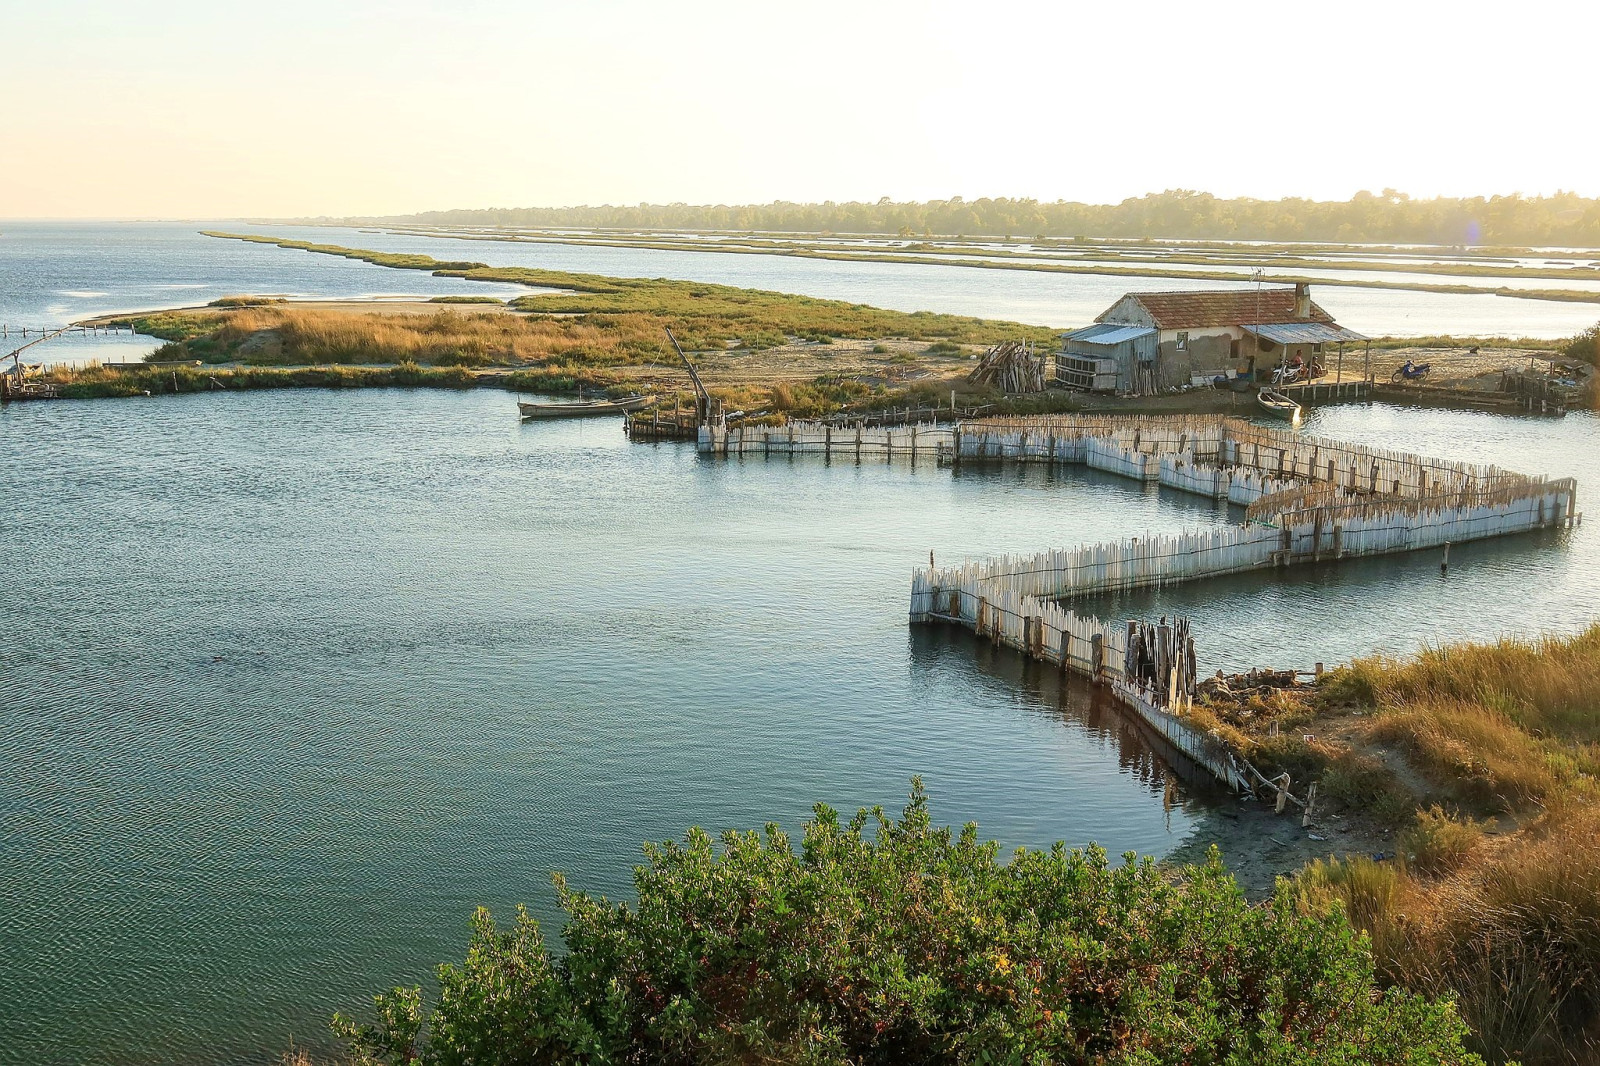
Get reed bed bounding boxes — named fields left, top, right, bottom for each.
left=201, top=233, right=1060, bottom=350
left=135, top=306, right=685, bottom=369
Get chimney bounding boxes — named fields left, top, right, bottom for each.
left=1293, top=282, right=1311, bottom=319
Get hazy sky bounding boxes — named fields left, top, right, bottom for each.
left=4, top=0, right=1594, bottom=218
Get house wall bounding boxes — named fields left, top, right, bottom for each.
left=1156, top=327, right=1240, bottom=388
left=1094, top=294, right=1346, bottom=391
left=1063, top=329, right=1159, bottom=393
left=1099, top=296, right=1157, bottom=329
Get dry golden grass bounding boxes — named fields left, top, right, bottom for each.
left=1290, top=626, right=1600, bottom=1063
left=1335, top=628, right=1600, bottom=811
left=191, top=306, right=672, bottom=369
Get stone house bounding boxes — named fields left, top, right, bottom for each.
left=1057, top=284, right=1365, bottom=395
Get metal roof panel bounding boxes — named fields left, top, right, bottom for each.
left=1062, top=323, right=1157, bottom=345
left=1241, top=321, right=1367, bottom=344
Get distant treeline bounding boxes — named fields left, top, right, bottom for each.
left=337, top=190, right=1600, bottom=247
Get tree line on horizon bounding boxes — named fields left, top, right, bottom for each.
left=340, top=190, right=1600, bottom=247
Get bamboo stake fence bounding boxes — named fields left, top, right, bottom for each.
left=699, top=418, right=953, bottom=458
left=908, top=413, right=1580, bottom=805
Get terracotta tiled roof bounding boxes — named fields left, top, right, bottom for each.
left=1101, top=288, right=1336, bottom=330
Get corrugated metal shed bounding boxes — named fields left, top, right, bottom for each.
left=1242, top=322, right=1367, bottom=345
left=1062, top=323, right=1157, bottom=345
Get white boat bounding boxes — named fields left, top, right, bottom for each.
left=1256, top=388, right=1302, bottom=420
left=518, top=394, right=654, bottom=420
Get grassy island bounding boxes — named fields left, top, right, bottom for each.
left=48, top=234, right=1065, bottom=416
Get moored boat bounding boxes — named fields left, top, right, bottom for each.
left=1256, top=388, right=1302, bottom=421
left=518, top=394, right=655, bottom=420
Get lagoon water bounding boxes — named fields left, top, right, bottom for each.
left=252, top=224, right=1600, bottom=339
left=4, top=222, right=1598, bottom=350
left=1, top=224, right=1598, bottom=1065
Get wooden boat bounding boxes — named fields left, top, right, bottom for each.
left=1256, top=388, right=1302, bottom=420
left=518, top=394, right=654, bottom=420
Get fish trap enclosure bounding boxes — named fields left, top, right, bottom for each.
left=698, top=419, right=953, bottom=458
left=908, top=413, right=1579, bottom=802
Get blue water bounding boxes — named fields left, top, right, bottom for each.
left=0, top=221, right=531, bottom=365
left=2, top=224, right=1596, bottom=1066
left=1, top=388, right=1226, bottom=1066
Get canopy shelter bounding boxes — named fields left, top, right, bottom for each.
left=1240, top=322, right=1366, bottom=346
left=1241, top=321, right=1370, bottom=385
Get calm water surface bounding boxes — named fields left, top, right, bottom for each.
left=2, top=225, right=1597, bottom=1065
left=0, top=222, right=531, bottom=365
left=2, top=390, right=1594, bottom=1065
left=4, top=389, right=1227, bottom=1066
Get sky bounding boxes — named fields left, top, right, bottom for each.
left=2, top=0, right=1596, bottom=219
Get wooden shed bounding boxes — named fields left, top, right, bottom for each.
left=1056, top=322, right=1158, bottom=393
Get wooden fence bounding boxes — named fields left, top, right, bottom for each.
left=698, top=418, right=953, bottom=458
left=910, top=413, right=1580, bottom=801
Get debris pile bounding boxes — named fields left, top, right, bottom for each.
left=1197, top=669, right=1310, bottom=725
left=966, top=340, right=1047, bottom=394
left=1198, top=668, right=1304, bottom=702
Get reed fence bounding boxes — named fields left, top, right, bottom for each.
left=909, top=413, right=1579, bottom=800
left=699, top=419, right=952, bottom=458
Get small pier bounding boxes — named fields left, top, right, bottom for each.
left=1278, top=376, right=1371, bottom=405
left=1372, top=380, right=1569, bottom=416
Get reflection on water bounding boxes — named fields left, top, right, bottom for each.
left=0, top=387, right=1593, bottom=1065
left=2, top=389, right=1214, bottom=1066
left=1083, top=406, right=1599, bottom=669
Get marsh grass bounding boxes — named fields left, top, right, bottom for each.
left=1290, top=627, right=1600, bottom=1063
left=1310, top=810, right=1600, bottom=1064
left=146, top=307, right=679, bottom=371
left=45, top=362, right=482, bottom=399
left=1402, top=807, right=1486, bottom=876
left=1346, top=628, right=1600, bottom=809
left=202, top=233, right=1060, bottom=350
left=208, top=295, right=287, bottom=308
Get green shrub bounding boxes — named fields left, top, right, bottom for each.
left=924, top=339, right=964, bottom=355
left=1562, top=321, right=1598, bottom=366
left=739, top=329, right=788, bottom=350
left=1402, top=806, right=1485, bottom=876
left=334, top=783, right=1478, bottom=1065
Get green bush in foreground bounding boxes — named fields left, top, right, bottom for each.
left=335, top=782, right=1478, bottom=1065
